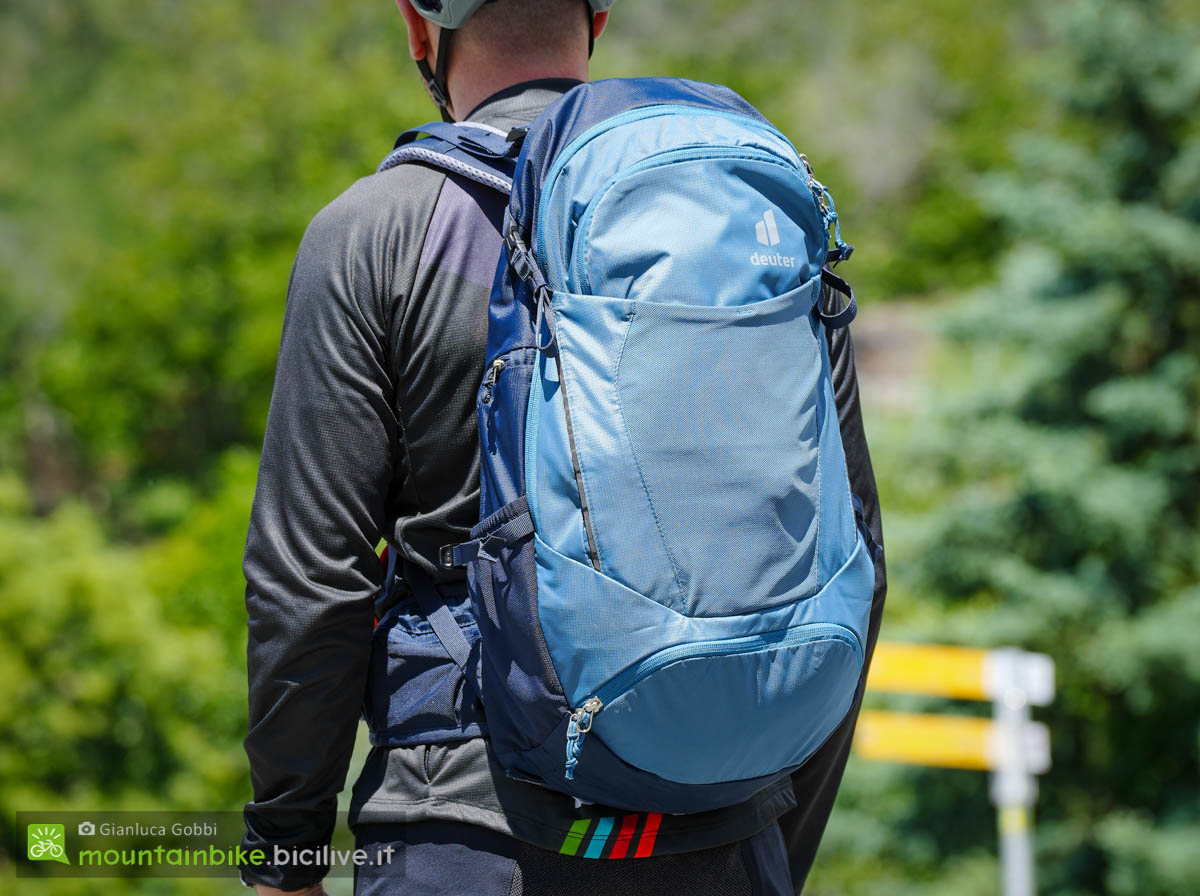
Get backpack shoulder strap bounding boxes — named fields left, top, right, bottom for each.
left=377, top=121, right=520, bottom=195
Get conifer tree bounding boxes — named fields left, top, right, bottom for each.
left=921, top=1, right=1199, bottom=892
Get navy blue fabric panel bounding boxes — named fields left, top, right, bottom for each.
left=363, top=578, right=486, bottom=747
left=497, top=714, right=790, bottom=815
left=478, top=346, right=538, bottom=519
left=483, top=236, right=541, bottom=361
left=467, top=500, right=568, bottom=758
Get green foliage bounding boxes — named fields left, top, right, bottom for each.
left=844, top=1, right=1200, bottom=892
left=0, top=472, right=246, bottom=842
left=604, top=0, right=1038, bottom=299
left=1, top=0, right=431, bottom=526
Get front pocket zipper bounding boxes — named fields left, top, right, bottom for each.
left=536, top=104, right=797, bottom=270
left=570, top=144, right=801, bottom=295
left=562, top=623, right=862, bottom=780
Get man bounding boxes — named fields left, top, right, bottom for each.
left=239, top=1, right=887, bottom=894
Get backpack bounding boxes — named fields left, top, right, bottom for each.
left=378, top=77, right=878, bottom=814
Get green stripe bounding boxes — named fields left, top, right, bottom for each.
left=559, top=819, right=591, bottom=856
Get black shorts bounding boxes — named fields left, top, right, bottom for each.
left=353, top=820, right=793, bottom=895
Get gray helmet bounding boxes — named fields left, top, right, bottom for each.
left=409, top=0, right=615, bottom=120
left=411, top=0, right=615, bottom=30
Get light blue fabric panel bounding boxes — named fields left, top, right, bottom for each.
left=525, top=351, right=590, bottom=564
left=594, top=631, right=862, bottom=784
left=537, top=107, right=812, bottom=293
left=575, top=154, right=824, bottom=304
left=532, top=287, right=674, bottom=589
left=534, top=528, right=875, bottom=708
left=543, top=278, right=827, bottom=615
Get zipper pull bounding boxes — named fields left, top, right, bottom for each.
left=481, top=358, right=505, bottom=403
left=564, top=696, right=603, bottom=781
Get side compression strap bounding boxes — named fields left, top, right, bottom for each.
left=441, top=505, right=534, bottom=568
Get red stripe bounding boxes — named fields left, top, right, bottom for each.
left=607, top=814, right=640, bottom=860
left=633, top=812, right=662, bottom=858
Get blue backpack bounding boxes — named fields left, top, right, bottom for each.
left=380, top=78, right=877, bottom=814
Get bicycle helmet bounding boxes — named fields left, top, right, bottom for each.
left=409, top=0, right=616, bottom=120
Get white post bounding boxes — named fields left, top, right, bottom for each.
left=986, top=649, right=1053, bottom=896
left=992, top=684, right=1036, bottom=896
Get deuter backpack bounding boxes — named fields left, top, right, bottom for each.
left=377, top=77, right=878, bottom=814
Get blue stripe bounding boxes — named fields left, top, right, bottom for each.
left=583, top=816, right=614, bottom=858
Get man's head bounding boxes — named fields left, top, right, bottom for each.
left=397, top=0, right=612, bottom=122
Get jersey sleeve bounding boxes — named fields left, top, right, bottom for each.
left=239, top=177, right=414, bottom=890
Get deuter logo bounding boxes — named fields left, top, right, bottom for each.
left=755, top=209, right=781, bottom=247
left=750, top=209, right=797, bottom=268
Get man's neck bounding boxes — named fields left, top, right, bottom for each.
left=447, top=61, right=588, bottom=123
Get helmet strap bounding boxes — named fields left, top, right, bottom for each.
left=417, top=4, right=591, bottom=119
left=415, top=27, right=455, bottom=122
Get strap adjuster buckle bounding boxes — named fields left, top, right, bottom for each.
left=438, top=544, right=457, bottom=569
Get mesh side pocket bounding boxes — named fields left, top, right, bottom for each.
left=467, top=497, right=568, bottom=757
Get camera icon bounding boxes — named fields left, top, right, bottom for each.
left=77, top=822, right=96, bottom=836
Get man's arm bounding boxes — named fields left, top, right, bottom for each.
left=778, top=320, right=888, bottom=892
left=239, top=186, right=399, bottom=892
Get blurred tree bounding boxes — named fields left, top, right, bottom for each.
left=0, top=472, right=246, bottom=853
left=904, top=0, right=1200, bottom=893
left=603, top=0, right=1039, bottom=299
left=0, top=0, right=429, bottom=534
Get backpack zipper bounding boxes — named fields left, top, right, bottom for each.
left=564, top=696, right=604, bottom=780
left=480, top=357, right=505, bottom=404
left=536, top=104, right=799, bottom=274
left=569, top=144, right=806, bottom=295
left=562, top=623, right=862, bottom=780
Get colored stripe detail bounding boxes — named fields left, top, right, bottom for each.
left=633, top=812, right=662, bottom=858
left=608, top=815, right=640, bottom=860
left=583, top=817, right=614, bottom=859
left=559, top=819, right=591, bottom=856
